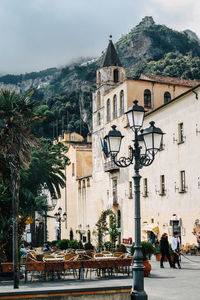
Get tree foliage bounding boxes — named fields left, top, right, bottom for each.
left=0, top=90, right=70, bottom=264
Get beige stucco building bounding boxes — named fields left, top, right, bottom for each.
left=47, top=132, right=94, bottom=243
left=140, top=84, right=200, bottom=245
left=91, top=39, right=200, bottom=247
left=47, top=39, right=200, bottom=248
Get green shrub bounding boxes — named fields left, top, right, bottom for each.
left=68, top=239, right=79, bottom=249
left=104, top=241, right=112, bottom=251
left=67, top=239, right=84, bottom=249
left=77, top=241, right=84, bottom=249
left=57, top=239, right=69, bottom=250
left=50, top=240, right=58, bottom=246
left=131, top=242, right=154, bottom=260
left=116, top=244, right=127, bottom=253
left=84, top=242, right=94, bottom=250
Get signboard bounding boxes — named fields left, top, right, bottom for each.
left=122, top=237, right=132, bottom=245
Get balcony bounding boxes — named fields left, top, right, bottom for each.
left=104, top=159, right=119, bottom=173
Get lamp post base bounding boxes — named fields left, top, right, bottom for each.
left=131, top=290, right=147, bottom=300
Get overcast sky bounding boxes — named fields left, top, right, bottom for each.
left=0, top=0, right=199, bottom=74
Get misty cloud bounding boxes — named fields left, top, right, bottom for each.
left=0, top=0, right=199, bottom=74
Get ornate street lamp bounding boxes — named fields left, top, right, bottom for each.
left=104, top=100, right=164, bottom=300
left=54, top=207, right=67, bottom=241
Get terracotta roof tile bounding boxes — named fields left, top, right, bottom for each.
left=140, top=74, right=200, bottom=87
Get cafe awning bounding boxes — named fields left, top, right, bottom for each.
left=142, top=224, right=159, bottom=235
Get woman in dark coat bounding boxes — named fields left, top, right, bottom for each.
left=160, top=233, right=172, bottom=268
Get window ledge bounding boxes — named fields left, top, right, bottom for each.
left=159, top=193, right=166, bottom=196
left=179, top=190, right=187, bottom=194
left=177, top=141, right=185, bottom=145
left=142, top=194, right=148, bottom=198
left=128, top=197, right=133, bottom=199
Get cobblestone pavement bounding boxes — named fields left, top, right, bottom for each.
left=0, top=255, right=200, bottom=300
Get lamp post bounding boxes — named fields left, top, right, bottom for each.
left=104, top=100, right=164, bottom=300
left=54, top=207, right=67, bottom=241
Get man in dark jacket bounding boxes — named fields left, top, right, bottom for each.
left=160, top=233, right=172, bottom=268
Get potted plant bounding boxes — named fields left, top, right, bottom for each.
left=131, top=242, right=154, bottom=276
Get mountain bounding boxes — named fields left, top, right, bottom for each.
left=1, top=16, right=200, bottom=138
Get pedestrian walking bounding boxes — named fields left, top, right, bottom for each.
left=160, top=233, right=172, bottom=268
left=171, top=231, right=181, bottom=269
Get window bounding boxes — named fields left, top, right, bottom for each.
left=97, top=112, right=101, bottom=126
left=120, top=90, right=124, bottom=115
left=143, top=178, right=148, bottom=197
left=107, top=99, right=111, bottom=122
left=164, top=91, right=171, bottom=104
left=78, top=180, right=81, bottom=189
left=129, top=181, right=133, bottom=198
left=144, top=89, right=152, bottom=108
left=113, top=95, right=117, bottom=119
left=180, top=171, right=186, bottom=192
left=87, top=178, right=90, bottom=187
left=83, top=180, right=86, bottom=188
left=178, top=123, right=184, bottom=143
left=112, top=178, right=118, bottom=205
left=72, top=163, right=75, bottom=176
left=113, top=69, right=119, bottom=83
left=97, top=71, right=101, bottom=87
left=160, top=175, right=165, bottom=195
left=97, top=91, right=101, bottom=110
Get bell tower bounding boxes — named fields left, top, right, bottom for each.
left=96, top=35, right=126, bottom=90
left=93, top=36, right=126, bottom=128
left=92, top=37, right=126, bottom=174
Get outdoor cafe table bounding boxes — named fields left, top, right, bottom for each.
left=24, top=257, right=133, bottom=281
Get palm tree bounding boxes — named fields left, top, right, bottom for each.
left=0, top=90, right=42, bottom=288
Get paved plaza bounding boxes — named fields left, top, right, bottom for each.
left=0, top=255, right=200, bottom=300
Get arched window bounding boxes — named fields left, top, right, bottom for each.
left=78, top=180, right=81, bottom=189
left=87, top=178, right=90, bottom=187
left=97, top=112, right=101, bottom=126
left=120, top=90, right=124, bottom=115
left=97, top=91, right=101, bottom=110
left=113, top=95, right=117, bottom=119
left=107, top=99, right=111, bottom=122
left=144, top=89, right=152, bottom=108
left=164, top=91, right=171, bottom=104
left=113, top=69, right=119, bottom=83
left=97, top=71, right=101, bottom=87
